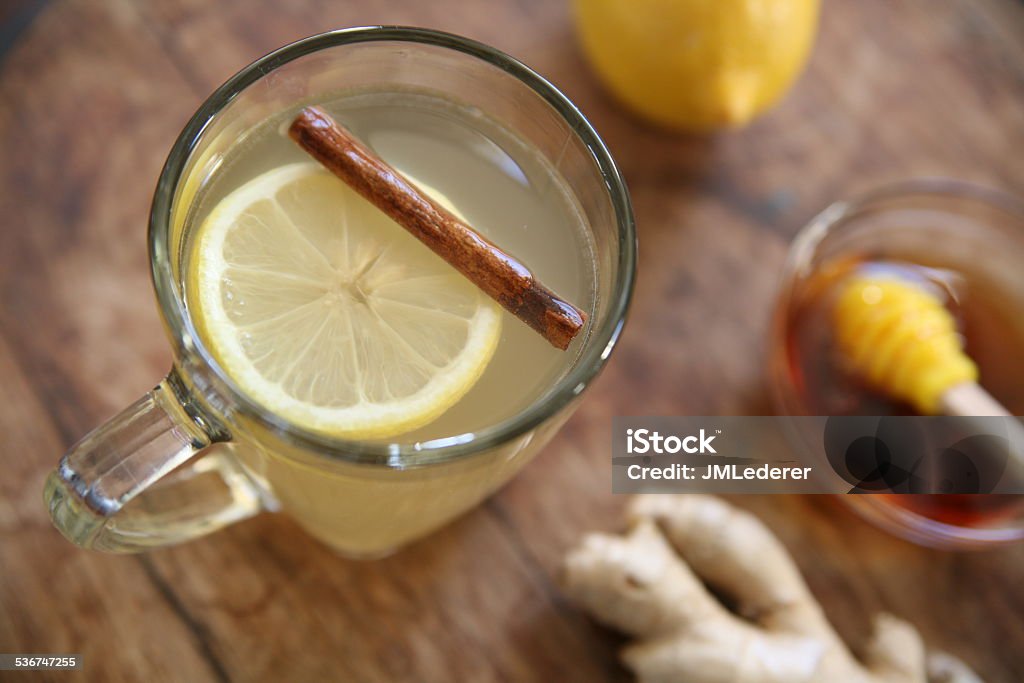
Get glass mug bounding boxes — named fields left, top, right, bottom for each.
left=44, top=27, right=636, bottom=556
left=770, top=179, right=1024, bottom=548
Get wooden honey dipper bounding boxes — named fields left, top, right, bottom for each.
left=833, top=274, right=1024, bottom=483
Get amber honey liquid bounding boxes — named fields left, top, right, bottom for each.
left=783, top=258, right=1024, bottom=527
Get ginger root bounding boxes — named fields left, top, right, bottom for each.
left=562, top=495, right=982, bottom=683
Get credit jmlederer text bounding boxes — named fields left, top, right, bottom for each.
left=625, top=463, right=813, bottom=481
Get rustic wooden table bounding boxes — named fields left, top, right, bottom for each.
left=2, top=1, right=1023, bottom=681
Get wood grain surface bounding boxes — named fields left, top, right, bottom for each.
left=2, top=1, right=1023, bottom=681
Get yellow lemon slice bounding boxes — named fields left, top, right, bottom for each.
left=190, top=162, right=501, bottom=439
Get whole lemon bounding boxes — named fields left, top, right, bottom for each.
left=574, top=0, right=820, bottom=131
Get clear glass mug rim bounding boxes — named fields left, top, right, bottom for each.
left=147, top=26, right=637, bottom=467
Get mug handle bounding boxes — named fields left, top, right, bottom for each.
left=43, top=370, right=265, bottom=552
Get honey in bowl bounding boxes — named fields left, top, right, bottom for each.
left=780, top=256, right=1024, bottom=528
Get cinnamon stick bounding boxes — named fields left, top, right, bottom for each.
left=288, top=107, right=587, bottom=350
